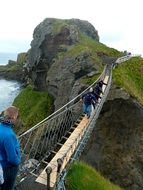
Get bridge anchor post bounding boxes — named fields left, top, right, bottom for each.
left=55, top=158, right=64, bottom=189
left=57, top=158, right=63, bottom=173
left=46, top=166, right=52, bottom=190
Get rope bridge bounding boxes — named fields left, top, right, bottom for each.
left=16, top=63, right=110, bottom=188
left=36, top=64, right=112, bottom=190
left=17, top=53, right=135, bottom=189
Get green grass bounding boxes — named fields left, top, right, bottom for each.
left=66, top=33, right=122, bottom=58
left=78, top=33, right=123, bottom=57
left=13, top=85, right=54, bottom=130
left=66, top=161, right=122, bottom=190
left=55, top=32, right=123, bottom=78
left=113, top=56, right=143, bottom=104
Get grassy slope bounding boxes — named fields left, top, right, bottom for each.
left=13, top=85, right=54, bottom=130
left=60, top=33, right=122, bottom=85
left=66, top=161, right=122, bottom=190
left=113, top=56, right=143, bottom=104
left=67, top=33, right=122, bottom=58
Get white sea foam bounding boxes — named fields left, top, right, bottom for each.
left=0, top=52, right=20, bottom=113
left=0, top=79, right=21, bottom=113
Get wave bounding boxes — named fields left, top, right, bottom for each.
left=0, top=79, right=21, bottom=113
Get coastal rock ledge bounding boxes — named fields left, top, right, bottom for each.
left=26, top=18, right=100, bottom=109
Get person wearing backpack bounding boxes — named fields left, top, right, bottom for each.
left=0, top=106, right=21, bottom=190
left=93, top=79, right=107, bottom=99
left=81, top=88, right=96, bottom=118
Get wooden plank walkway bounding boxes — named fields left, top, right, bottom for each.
left=36, top=116, right=89, bottom=187
left=36, top=74, right=109, bottom=188
left=103, top=75, right=109, bottom=92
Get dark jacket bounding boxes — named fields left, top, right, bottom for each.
left=97, top=80, right=107, bottom=88
left=82, top=92, right=96, bottom=105
left=94, top=85, right=103, bottom=95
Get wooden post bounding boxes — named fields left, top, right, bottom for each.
left=46, top=166, right=52, bottom=190
left=57, top=158, right=63, bottom=173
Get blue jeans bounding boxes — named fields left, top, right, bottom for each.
left=83, top=103, right=92, bottom=117
left=1, top=166, right=19, bottom=190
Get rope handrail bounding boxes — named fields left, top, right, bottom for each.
left=35, top=64, right=112, bottom=189
left=56, top=66, right=112, bottom=190
left=18, top=65, right=107, bottom=138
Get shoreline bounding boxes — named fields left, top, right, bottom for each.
left=0, top=79, right=21, bottom=113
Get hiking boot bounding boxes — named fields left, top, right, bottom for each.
left=87, top=114, right=90, bottom=119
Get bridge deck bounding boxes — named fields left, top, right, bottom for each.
left=36, top=116, right=89, bottom=187
left=36, top=75, right=109, bottom=188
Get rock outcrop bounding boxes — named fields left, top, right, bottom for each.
left=0, top=52, right=27, bottom=83
left=26, top=18, right=100, bottom=109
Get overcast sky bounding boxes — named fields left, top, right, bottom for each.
left=0, top=0, right=142, bottom=56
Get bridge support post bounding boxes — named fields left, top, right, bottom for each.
left=46, top=166, right=52, bottom=190
left=55, top=158, right=64, bottom=189
left=57, top=158, right=63, bottom=173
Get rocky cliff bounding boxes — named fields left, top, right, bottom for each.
left=26, top=18, right=102, bottom=109
left=17, top=18, right=143, bottom=190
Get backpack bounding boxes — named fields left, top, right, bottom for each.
left=0, top=163, right=4, bottom=185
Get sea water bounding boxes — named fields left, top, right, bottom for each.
left=0, top=52, right=21, bottom=113
left=0, top=79, right=21, bottom=113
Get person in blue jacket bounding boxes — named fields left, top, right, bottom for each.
left=0, top=106, right=20, bottom=190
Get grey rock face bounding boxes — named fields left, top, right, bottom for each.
left=69, top=18, right=99, bottom=41
left=81, top=86, right=143, bottom=190
left=46, top=52, right=98, bottom=109
left=28, top=18, right=99, bottom=69
left=26, top=18, right=100, bottom=110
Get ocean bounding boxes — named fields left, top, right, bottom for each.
left=0, top=52, right=21, bottom=113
